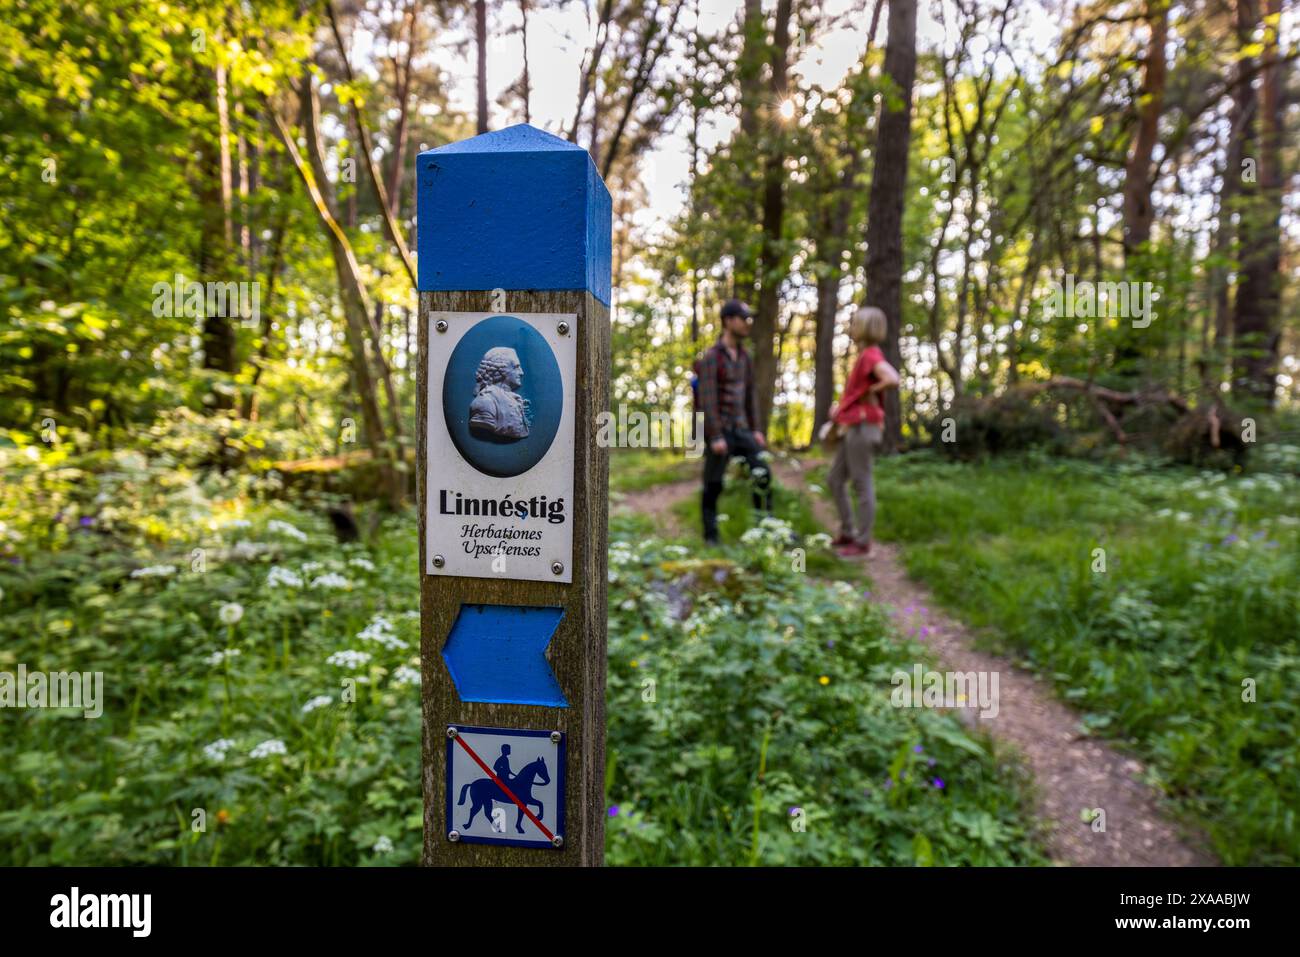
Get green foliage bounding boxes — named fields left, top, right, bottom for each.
left=605, top=516, right=1046, bottom=866
left=930, top=390, right=1067, bottom=460
left=0, top=448, right=421, bottom=865
left=869, top=451, right=1300, bottom=865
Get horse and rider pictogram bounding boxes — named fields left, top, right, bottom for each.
left=445, top=725, right=565, bottom=849
left=459, top=744, right=551, bottom=834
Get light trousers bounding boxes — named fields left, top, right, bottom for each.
left=827, top=422, right=882, bottom=545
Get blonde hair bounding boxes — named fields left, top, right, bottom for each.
left=850, top=306, right=887, bottom=345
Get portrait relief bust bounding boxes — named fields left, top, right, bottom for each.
left=469, top=346, right=531, bottom=441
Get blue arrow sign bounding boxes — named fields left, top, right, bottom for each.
left=441, top=604, right=568, bottom=707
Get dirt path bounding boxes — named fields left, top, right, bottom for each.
left=612, top=478, right=698, bottom=538
left=619, top=457, right=1215, bottom=867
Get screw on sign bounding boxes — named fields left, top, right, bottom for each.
left=416, top=124, right=611, bottom=866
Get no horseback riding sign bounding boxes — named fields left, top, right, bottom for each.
left=445, top=724, right=565, bottom=849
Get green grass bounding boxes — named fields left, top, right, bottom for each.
left=609, top=448, right=699, bottom=493
left=838, top=449, right=1300, bottom=865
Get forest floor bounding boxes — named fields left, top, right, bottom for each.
left=618, top=455, right=1215, bottom=867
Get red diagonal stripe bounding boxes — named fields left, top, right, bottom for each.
left=454, top=733, right=556, bottom=842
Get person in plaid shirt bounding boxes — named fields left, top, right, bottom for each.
left=697, top=299, right=771, bottom=544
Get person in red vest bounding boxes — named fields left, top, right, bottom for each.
left=827, top=306, right=899, bottom=557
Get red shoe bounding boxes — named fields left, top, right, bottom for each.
left=831, top=533, right=855, bottom=546
left=836, top=542, right=872, bottom=558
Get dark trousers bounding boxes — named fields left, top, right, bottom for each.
left=701, top=428, right=772, bottom=541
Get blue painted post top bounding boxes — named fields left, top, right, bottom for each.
left=415, top=123, right=613, bottom=307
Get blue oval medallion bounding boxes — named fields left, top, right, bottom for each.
left=443, top=315, right=562, bottom=477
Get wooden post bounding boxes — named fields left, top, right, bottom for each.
left=416, top=124, right=611, bottom=866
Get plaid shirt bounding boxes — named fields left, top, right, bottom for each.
left=698, top=339, right=759, bottom=441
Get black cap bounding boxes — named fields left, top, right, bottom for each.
left=720, top=298, right=753, bottom=320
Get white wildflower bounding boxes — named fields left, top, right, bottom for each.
left=358, top=615, right=408, bottom=650
left=326, top=649, right=372, bottom=669
left=267, top=519, right=308, bottom=542
left=348, top=557, right=376, bottom=572
left=131, top=564, right=177, bottom=579
left=218, top=602, right=244, bottom=625
left=311, top=572, right=352, bottom=590
left=266, top=565, right=304, bottom=588
left=391, top=665, right=421, bottom=687
left=249, top=739, right=287, bottom=759
left=232, top=540, right=269, bottom=560
left=203, top=738, right=237, bottom=762
left=372, top=835, right=394, bottom=854
left=301, top=694, right=333, bottom=714
left=205, top=648, right=242, bottom=666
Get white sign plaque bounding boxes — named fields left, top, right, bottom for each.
left=425, top=311, right=576, bottom=583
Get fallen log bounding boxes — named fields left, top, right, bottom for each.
left=1021, top=376, right=1190, bottom=414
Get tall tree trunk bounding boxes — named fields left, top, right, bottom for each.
left=325, top=0, right=417, bottom=287
left=1121, top=1, right=1168, bottom=259
left=519, top=0, right=532, bottom=124
left=751, top=0, right=794, bottom=433
left=731, top=0, right=766, bottom=296
left=240, top=193, right=289, bottom=422
left=198, top=65, right=238, bottom=399
left=689, top=8, right=702, bottom=345
left=589, top=82, right=602, bottom=176
left=269, top=85, right=404, bottom=506
left=300, top=77, right=407, bottom=450
left=385, top=0, right=419, bottom=218
left=215, top=59, right=235, bottom=249
left=737, top=0, right=763, bottom=142
left=1112, top=1, right=1169, bottom=384
left=1232, top=0, right=1284, bottom=406
left=569, top=0, right=615, bottom=141
left=1212, top=51, right=1253, bottom=370
left=811, top=153, right=862, bottom=435
left=475, top=0, right=489, bottom=134
left=862, top=0, right=918, bottom=452
left=812, top=270, right=840, bottom=435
